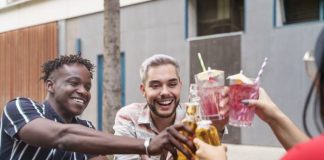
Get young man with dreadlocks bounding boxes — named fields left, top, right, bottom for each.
left=0, top=55, right=195, bottom=160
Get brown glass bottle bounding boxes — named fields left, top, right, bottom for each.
left=195, top=120, right=220, bottom=146
left=177, top=118, right=197, bottom=160
left=186, top=102, right=197, bottom=116
left=177, top=102, right=198, bottom=160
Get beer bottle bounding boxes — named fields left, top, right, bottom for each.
left=178, top=84, right=201, bottom=160
left=195, top=120, right=220, bottom=146
left=177, top=103, right=198, bottom=160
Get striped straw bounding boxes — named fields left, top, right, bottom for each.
left=254, top=57, right=268, bottom=84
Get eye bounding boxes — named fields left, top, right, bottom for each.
left=150, top=83, right=161, bottom=89
left=69, top=81, right=79, bottom=87
left=168, top=82, right=178, bottom=88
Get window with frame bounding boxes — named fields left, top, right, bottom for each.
left=275, top=0, right=322, bottom=26
left=196, top=0, right=244, bottom=36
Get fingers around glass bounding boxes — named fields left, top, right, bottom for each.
left=221, top=86, right=230, bottom=96
left=167, top=131, right=192, bottom=159
left=166, top=125, right=195, bottom=158
left=172, top=123, right=194, bottom=136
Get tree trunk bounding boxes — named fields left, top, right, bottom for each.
left=103, top=0, right=120, bottom=134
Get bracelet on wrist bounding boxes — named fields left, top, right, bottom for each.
left=144, top=138, right=151, bottom=157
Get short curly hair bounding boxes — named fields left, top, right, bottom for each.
left=41, top=55, right=95, bottom=82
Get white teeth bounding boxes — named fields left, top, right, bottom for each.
left=158, top=99, right=173, bottom=105
left=73, top=98, right=85, bottom=104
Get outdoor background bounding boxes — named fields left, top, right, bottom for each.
left=1, top=0, right=323, bottom=159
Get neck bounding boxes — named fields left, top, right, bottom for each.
left=150, top=112, right=176, bottom=132
left=46, top=95, right=73, bottom=123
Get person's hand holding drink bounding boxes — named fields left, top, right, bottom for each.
left=227, top=58, right=268, bottom=127
left=194, top=138, right=227, bottom=160
left=227, top=72, right=259, bottom=127
left=242, top=88, right=283, bottom=124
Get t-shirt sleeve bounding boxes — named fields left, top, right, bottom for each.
left=2, top=97, right=44, bottom=139
left=281, top=134, right=324, bottom=160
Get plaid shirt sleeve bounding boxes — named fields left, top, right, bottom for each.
left=113, top=106, right=141, bottom=160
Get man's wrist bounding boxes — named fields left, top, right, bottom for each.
left=144, top=138, right=151, bottom=157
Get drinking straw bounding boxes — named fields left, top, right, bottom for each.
left=254, top=57, right=268, bottom=84
left=197, top=53, right=207, bottom=72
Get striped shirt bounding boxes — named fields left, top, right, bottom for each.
left=0, top=97, right=95, bottom=160
left=113, top=103, right=186, bottom=160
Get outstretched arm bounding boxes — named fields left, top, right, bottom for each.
left=19, top=118, right=147, bottom=155
left=244, top=88, right=310, bottom=150
left=19, top=118, right=194, bottom=159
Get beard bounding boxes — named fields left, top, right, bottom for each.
left=147, top=99, right=180, bottom=118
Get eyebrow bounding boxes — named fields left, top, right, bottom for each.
left=66, top=76, right=92, bottom=85
left=66, top=76, right=81, bottom=81
left=148, top=80, right=161, bottom=84
left=148, top=78, right=179, bottom=84
left=168, top=78, right=179, bottom=82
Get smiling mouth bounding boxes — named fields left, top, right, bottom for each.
left=156, top=98, right=174, bottom=106
left=72, top=98, right=86, bottom=105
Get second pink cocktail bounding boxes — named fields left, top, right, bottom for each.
left=229, top=83, right=259, bottom=127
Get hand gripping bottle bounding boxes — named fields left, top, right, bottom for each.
left=182, top=103, right=198, bottom=134
left=177, top=92, right=200, bottom=160
left=195, top=120, right=220, bottom=146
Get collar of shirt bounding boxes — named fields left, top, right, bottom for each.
left=43, top=101, right=78, bottom=124
left=137, top=104, right=186, bottom=134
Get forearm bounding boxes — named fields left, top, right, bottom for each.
left=19, top=119, right=146, bottom=155
left=89, top=155, right=109, bottom=160
left=56, top=124, right=146, bottom=155
left=267, top=112, right=310, bottom=150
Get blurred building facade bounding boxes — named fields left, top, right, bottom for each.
left=0, top=0, right=323, bottom=147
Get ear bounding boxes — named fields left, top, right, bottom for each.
left=140, top=83, right=146, bottom=97
left=46, top=79, right=55, bottom=93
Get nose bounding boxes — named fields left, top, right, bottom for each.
left=160, top=85, right=171, bottom=96
left=77, top=85, right=90, bottom=98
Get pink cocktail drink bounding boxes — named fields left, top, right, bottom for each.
left=195, top=69, right=225, bottom=120
left=229, top=83, right=259, bottom=127
left=198, top=86, right=224, bottom=120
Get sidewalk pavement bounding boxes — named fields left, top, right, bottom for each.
left=226, top=144, right=286, bottom=160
